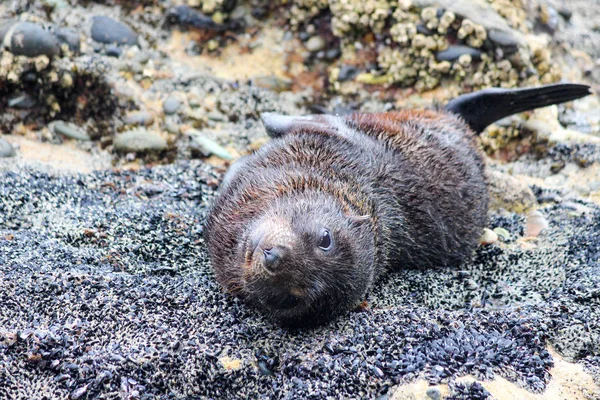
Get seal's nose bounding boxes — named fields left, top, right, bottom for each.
left=262, top=247, right=281, bottom=273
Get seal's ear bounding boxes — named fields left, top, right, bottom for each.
left=261, top=113, right=332, bottom=138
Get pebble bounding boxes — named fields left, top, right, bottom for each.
left=413, top=0, right=524, bottom=48
left=8, top=93, right=37, bottom=109
left=338, top=65, right=360, bottom=82
left=435, top=45, right=482, bottom=62
left=325, top=48, right=341, bottom=60
left=71, top=384, right=88, bottom=400
left=479, top=228, right=498, bottom=245
left=253, top=76, right=292, bottom=93
left=426, top=387, right=441, bottom=400
left=49, top=121, right=91, bottom=141
left=163, top=96, right=182, bottom=115
left=525, top=211, right=549, bottom=238
left=166, top=5, right=227, bottom=32
left=91, top=16, right=138, bottom=46
left=493, top=227, right=511, bottom=241
left=54, top=27, right=80, bottom=53
left=558, top=7, right=572, bottom=21
left=0, top=137, right=16, bottom=158
left=124, top=111, right=155, bottom=126
left=487, top=29, right=519, bottom=48
left=305, top=36, right=326, bottom=52
left=0, top=21, right=60, bottom=57
left=105, top=44, right=123, bottom=58
left=188, top=132, right=233, bottom=160
left=113, top=129, right=167, bottom=152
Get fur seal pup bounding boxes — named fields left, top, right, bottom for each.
left=205, top=83, right=591, bottom=326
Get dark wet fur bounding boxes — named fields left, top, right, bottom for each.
left=206, top=110, right=487, bottom=326
left=205, top=83, right=591, bottom=326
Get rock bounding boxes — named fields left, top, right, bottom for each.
left=435, top=45, right=482, bottom=62
left=55, top=27, right=80, bottom=53
left=49, top=121, right=91, bottom=141
left=325, top=48, right=341, bottom=60
left=0, top=137, right=16, bottom=158
left=0, top=21, right=60, bottom=57
left=188, top=131, right=233, bottom=160
left=166, top=5, right=228, bottom=32
left=8, top=93, right=37, bottom=109
left=486, top=170, right=537, bottom=213
left=493, top=227, right=511, bottom=241
left=480, top=228, right=498, bottom=245
left=413, top=0, right=524, bottom=48
left=525, top=211, right=549, bottom=238
left=253, top=76, right=292, bottom=93
left=105, top=44, right=123, bottom=58
left=91, top=16, right=138, bottom=46
left=426, top=387, right=441, bottom=400
left=558, top=7, right=572, bottom=21
left=338, top=65, right=360, bottom=82
left=163, top=96, right=181, bottom=115
left=124, top=111, right=154, bottom=126
left=114, top=129, right=167, bottom=153
left=487, top=29, right=519, bottom=48
left=305, top=36, right=326, bottom=52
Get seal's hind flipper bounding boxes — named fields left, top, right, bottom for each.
left=444, top=83, right=592, bottom=134
left=261, top=113, right=332, bottom=138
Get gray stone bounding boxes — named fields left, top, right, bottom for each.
left=91, top=16, right=138, bottom=46
left=188, top=131, right=233, bottom=160
left=114, top=129, right=167, bottom=152
left=0, top=21, right=60, bottom=57
left=163, top=96, right=182, bottom=115
left=7, top=93, right=37, bottom=109
left=436, top=45, right=482, bottom=62
left=426, top=387, right=441, bottom=400
left=305, top=36, right=326, bottom=52
left=413, top=0, right=525, bottom=47
left=0, top=137, right=16, bottom=158
left=49, top=121, right=91, bottom=141
left=124, top=111, right=155, bottom=126
left=55, top=27, right=80, bottom=53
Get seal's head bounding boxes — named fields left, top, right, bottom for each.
left=233, top=192, right=375, bottom=326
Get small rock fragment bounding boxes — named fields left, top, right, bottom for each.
left=338, top=65, right=360, bottom=82
left=0, top=21, right=60, bottom=57
left=426, top=387, right=442, bottom=400
left=305, top=36, right=326, bottom=52
left=253, top=76, right=292, bottom=93
left=525, top=210, right=549, bottom=238
left=493, top=227, right=511, bottom=241
left=166, top=6, right=227, bottom=32
left=105, top=44, right=123, bottom=58
left=0, top=137, right=16, bottom=158
left=8, top=93, right=37, bottom=109
left=91, top=16, right=138, bottom=46
left=114, top=129, right=167, bottom=152
left=188, top=132, right=233, bottom=160
left=163, top=96, right=182, bottom=115
left=124, top=111, right=154, bottom=126
left=49, top=121, right=91, bottom=141
left=480, top=228, right=498, bottom=245
left=55, top=27, right=80, bottom=53
left=435, top=45, right=482, bottom=62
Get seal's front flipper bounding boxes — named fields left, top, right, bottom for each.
left=445, top=83, right=592, bottom=134
left=261, top=113, right=333, bottom=138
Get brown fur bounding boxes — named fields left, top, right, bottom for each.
left=205, top=110, right=487, bottom=326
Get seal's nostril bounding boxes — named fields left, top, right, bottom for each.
left=262, top=247, right=280, bottom=271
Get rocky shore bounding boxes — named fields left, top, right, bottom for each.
left=1, top=0, right=599, bottom=399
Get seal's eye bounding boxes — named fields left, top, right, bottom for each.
left=318, top=229, right=333, bottom=251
